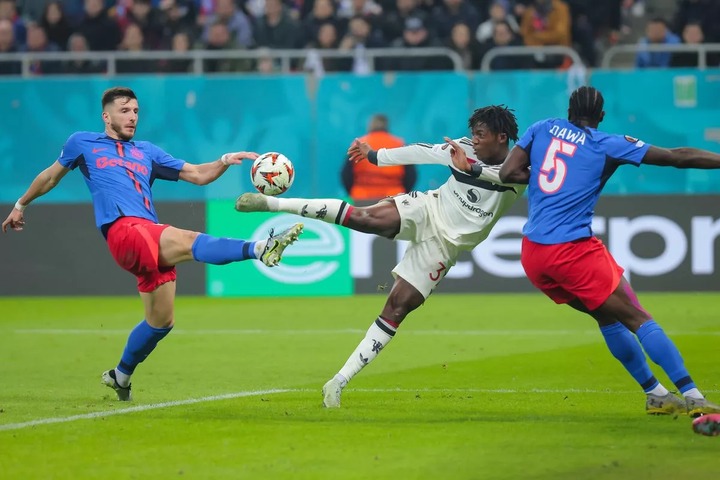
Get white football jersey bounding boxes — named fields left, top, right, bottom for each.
left=377, top=138, right=526, bottom=249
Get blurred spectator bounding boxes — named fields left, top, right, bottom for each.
left=202, top=21, right=252, bottom=72
left=446, top=22, right=481, bottom=69
left=564, top=0, right=597, bottom=66
left=161, top=31, right=194, bottom=72
left=341, top=113, right=415, bottom=202
left=674, top=0, right=720, bottom=43
left=304, top=22, right=350, bottom=75
left=381, top=0, right=422, bottom=44
left=479, top=19, right=534, bottom=69
left=337, top=0, right=383, bottom=20
left=432, top=0, right=481, bottom=41
left=62, top=32, right=105, bottom=74
left=339, top=15, right=386, bottom=73
left=40, top=1, right=72, bottom=51
left=476, top=1, right=519, bottom=43
left=124, top=0, right=165, bottom=50
left=117, top=22, right=157, bottom=73
left=520, top=0, right=572, bottom=68
left=23, top=23, right=62, bottom=74
left=670, top=22, right=719, bottom=68
left=0, top=0, right=27, bottom=45
left=388, top=13, right=447, bottom=71
left=77, top=0, right=122, bottom=51
left=300, top=0, right=344, bottom=48
left=0, top=18, right=21, bottom=75
left=159, top=0, right=197, bottom=48
left=254, top=0, right=301, bottom=48
left=635, top=17, right=680, bottom=68
left=202, top=0, right=254, bottom=48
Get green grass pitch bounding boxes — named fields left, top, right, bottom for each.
left=0, top=293, right=718, bottom=479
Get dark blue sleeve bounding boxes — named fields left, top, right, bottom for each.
left=516, top=121, right=541, bottom=153
left=150, top=143, right=186, bottom=182
left=605, top=133, right=651, bottom=166
left=57, top=133, right=84, bottom=170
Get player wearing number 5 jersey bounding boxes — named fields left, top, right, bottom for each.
left=499, top=86, right=720, bottom=417
left=2, top=87, right=303, bottom=401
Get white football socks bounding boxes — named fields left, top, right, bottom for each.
left=114, top=368, right=131, bottom=388
left=646, top=384, right=670, bottom=397
left=273, top=198, right=351, bottom=224
left=338, top=318, right=397, bottom=384
left=682, top=388, right=704, bottom=400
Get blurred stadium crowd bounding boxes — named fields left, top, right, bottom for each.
left=0, top=0, right=719, bottom=74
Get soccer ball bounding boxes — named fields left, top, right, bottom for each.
left=250, top=152, right=295, bottom=196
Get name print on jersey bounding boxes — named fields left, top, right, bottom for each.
left=549, top=125, right=587, bottom=145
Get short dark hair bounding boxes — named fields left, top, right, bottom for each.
left=101, top=87, right=137, bottom=109
left=468, top=105, right=519, bottom=144
left=568, top=85, right=604, bottom=124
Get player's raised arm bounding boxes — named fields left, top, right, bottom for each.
left=178, top=151, right=259, bottom=185
left=2, top=161, right=70, bottom=233
left=499, top=145, right=531, bottom=184
left=642, top=146, right=720, bottom=169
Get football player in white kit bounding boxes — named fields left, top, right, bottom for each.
left=235, top=105, right=525, bottom=407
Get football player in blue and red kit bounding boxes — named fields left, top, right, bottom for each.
left=2, top=87, right=303, bottom=401
left=499, top=85, right=720, bottom=418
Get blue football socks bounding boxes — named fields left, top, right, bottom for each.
left=636, top=320, right=696, bottom=393
left=600, top=322, right=658, bottom=392
left=191, top=233, right=256, bottom=265
left=117, top=319, right=173, bottom=376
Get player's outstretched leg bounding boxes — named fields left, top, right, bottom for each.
left=322, top=316, right=399, bottom=408
left=236, top=193, right=353, bottom=226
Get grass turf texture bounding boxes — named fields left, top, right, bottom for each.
left=0, top=294, right=718, bottom=479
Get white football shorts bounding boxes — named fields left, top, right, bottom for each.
left=390, top=191, right=460, bottom=299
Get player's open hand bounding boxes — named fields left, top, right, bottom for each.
left=221, top=152, right=259, bottom=165
left=347, top=139, right=371, bottom=163
left=443, top=137, right=471, bottom=173
left=2, top=209, right=25, bottom=233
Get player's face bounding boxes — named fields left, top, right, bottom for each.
left=471, top=122, right=506, bottom=164
left=103, top=97, right=139, bottom=141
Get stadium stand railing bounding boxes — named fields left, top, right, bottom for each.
left=601, top=43, right=720, bottom=69
left=0, top=47, right=464, bottom=76
left=479, top=45, right=583, bottom=72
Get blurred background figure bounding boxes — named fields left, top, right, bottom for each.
left=520, top=0, right=572, bottom=69
left=61, top=32, right=105, bottom=74
left=341, top=114, right=416, bottom=203
left=635, top=17, right=680, bottom=68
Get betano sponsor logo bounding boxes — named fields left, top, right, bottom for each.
left=96, top=157, right=149, bottom=175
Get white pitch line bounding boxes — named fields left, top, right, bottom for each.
left=0, top=388, right=291, bottom=432
left=11, top=329, right=719, bottom=336
left=3, top=387, right=719, bottom=433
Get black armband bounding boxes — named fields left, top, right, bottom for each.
left=367, top=150, right=379, bottom=165
left=470, top=163, right=483, bottom=177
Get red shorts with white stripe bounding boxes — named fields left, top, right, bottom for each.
left=521, top=236, right=623, bottom=311
left=106, top=217, right=176, bottom=293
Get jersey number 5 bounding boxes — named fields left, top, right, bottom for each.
left=539, top=138, right=576, bottom=193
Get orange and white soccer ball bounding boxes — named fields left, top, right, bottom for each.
left=250, top=152, right=295, bottom=196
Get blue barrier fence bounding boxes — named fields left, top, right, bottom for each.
left=2, top=69, right=719, bottom=203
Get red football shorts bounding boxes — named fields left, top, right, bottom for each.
left=106, top=217, right=176, bottom=293
left=521, top=236, right=624, bottom=311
